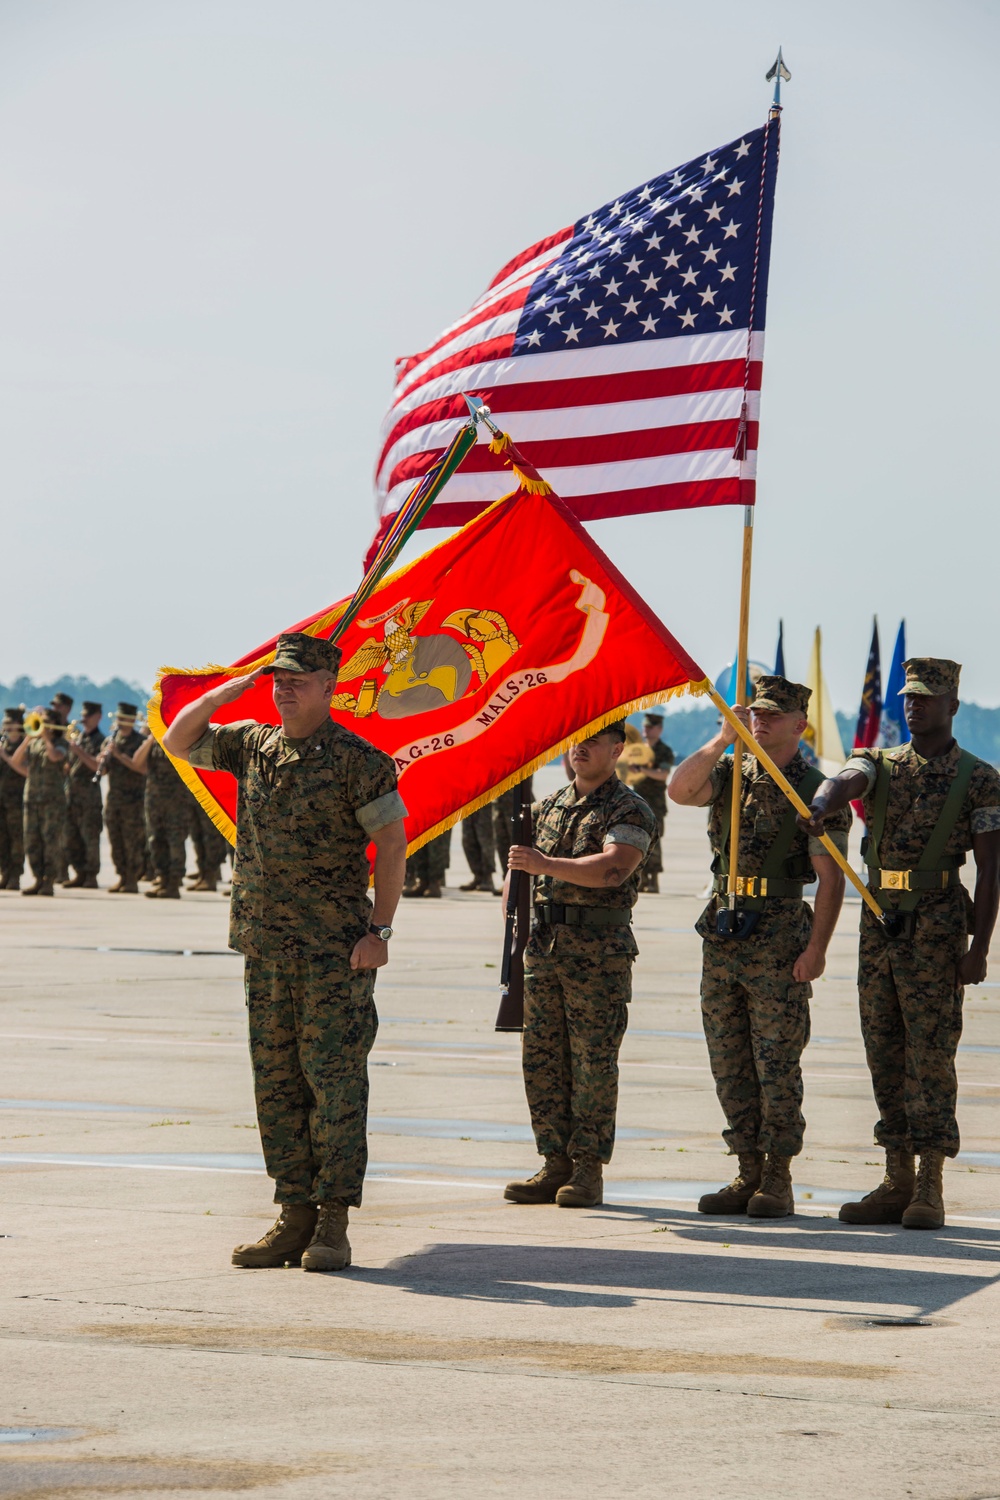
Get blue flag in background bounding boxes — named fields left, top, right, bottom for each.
left=880, top=620, right=910, bottom=746
left=774, top=620, right=785, bottom=676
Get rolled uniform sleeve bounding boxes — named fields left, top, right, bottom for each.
left=605, top=821, right=652, bottom=855
left=346, top=745, right=407, bottom=835
left=809, top=829, right=849, bottom=860
left=842, top=752, right=878, bottom=795
left=186, top=722, right=255, bottom=775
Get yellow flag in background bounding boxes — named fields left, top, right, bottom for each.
left=804, top=626, right=846, bottom=776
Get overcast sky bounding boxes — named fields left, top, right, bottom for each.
left=1, top=0, right=997, bottom=707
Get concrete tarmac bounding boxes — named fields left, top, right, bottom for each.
left=2, top=795, right=999, bottom=1499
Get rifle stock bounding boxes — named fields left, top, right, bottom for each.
left=495, top=781, right=532, bottom=1032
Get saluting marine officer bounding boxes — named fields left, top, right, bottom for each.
left=504, top=722, right=656, bottom=1209
left=669, top=676, right=850, bottom=1218
left=801, top=659, right=1000, bottom=1230
left=164, top=632, right=408, bottom=1273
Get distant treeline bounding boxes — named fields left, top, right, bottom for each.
left=5, top=679, right=999, bottom=766
left=627, top=702, right=1000, bottom=767
left=0, top=676, right=149, bottom=735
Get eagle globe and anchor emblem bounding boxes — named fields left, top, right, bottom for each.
left=331, top=599, right=520, bottom=720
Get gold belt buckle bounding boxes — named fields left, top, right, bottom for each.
left=734, top=876, right=767, bottom=897
left=880, top=869, right=912, bottom=892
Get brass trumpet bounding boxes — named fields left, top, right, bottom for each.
left=24, top=711, right=76, bottom=738
left=619, top=722, right=655, bottom=788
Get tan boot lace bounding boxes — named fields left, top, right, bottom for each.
left=314, top=1203, right=348, bottom=1243
left=913, top=1153, right=943, bottom=1204
left=759, top=1157, right=790, bottom=1197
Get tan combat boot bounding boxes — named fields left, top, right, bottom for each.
left=402, top=880, right=427, bottom=898
left=504, top=1153, right=572, bottom=1204
left=901, top=1151, right=946, bottom=1230
left=555, top=1155, right=603, bottom=1208
left=21, top=882, right=42, bottom=896
left=424, top=881, right=443, bottom=898
left=839, top=1149, right=915, bottom=1225
left=747, top=1154, right=794, bottom=1218
left=301, top=1201, right=352, bottom=1272
left=231, top=1203, right=317, bottom=1268
left=698, top=1152, right=763, bottom=1214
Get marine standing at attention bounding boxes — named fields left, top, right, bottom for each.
left=799, top=659, right=1000, bottom=1230
left=668, top=676, right=849, bottom=1218
left=5, top=710, right=69, bottom=897
left=504, top=722, right=656, bottom=1210
left=100, top=703, right=148, bottom=893
left=0, top=707, right=27, bottom=890
left=129, top=734, right=193, bottom=899
left=64, top=702, right=106, bottom=888
left=630, top=713, right=674, bottom=894
left=164, top=632, right=408, bottom=1273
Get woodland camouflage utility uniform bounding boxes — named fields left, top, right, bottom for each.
left=698, top=751, right=851, bottom=1158
left=103, top=729, right=147, bottom=886
left=65, top=727, right=105, bottom=881
left=462, top=803, right=497, bottom=889
left=0, top=727, right=26, bottom=885
left=846, top=740, right=1000, bottom=1157
left=188, top=715, right=406, bottom=1207
left=23, top=736, right=68, bottom=887
left=405, top=827, right=451, bottom=889
left=145, top=742, right=192, bottom=890
left=190, top=799, right=231, bottom=884
left=523, top=774, right=656, bottom=1164
left=631, top=737, right=674, bottom=879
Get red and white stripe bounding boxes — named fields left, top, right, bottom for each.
left=374, top=228, right=762, bottom=530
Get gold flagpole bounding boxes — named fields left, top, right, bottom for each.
left=709, top=687, right=885, bottom=923
left=723, top=71, right=787, bottom=931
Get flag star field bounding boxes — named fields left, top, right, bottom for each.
left=375, top=121, right=779, bottom=537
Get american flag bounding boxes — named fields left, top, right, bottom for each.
left=374, top=119, right=780, bottom=541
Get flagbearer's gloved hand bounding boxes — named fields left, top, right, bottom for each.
left=797, top=796, right=830, bottom=837
left=717, top=703, right=749, bottom=750
left=208, top=667, right=264, bottom=709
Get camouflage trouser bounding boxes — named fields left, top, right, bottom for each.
left=406, top=828, right=452, bottom=885
left=244, top=956, right=378, bottom=1206
left=190, top=801, right=230, bottom=877
left=146, top=798, right=189, bottom=885
left=645, top=809, right=666, bottom=876
left=0, top=794, right=24, bottom=879
left=491, top=780, right=533, bottom=875
left=24, top=796, right=66, bottom=884
left=462, top=806, right=496, bottom=885
left=105, top=798, right=146, bottom=884
left=65, top=789, right=103, bottom=878
left=699, top=902, right=812, bottom=1157
left=522, top=946, right=631, bottom=1163
left=858, top=895, right=968, bottom=1158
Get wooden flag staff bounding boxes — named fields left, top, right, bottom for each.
left=708, top=686, right=886, bottom=924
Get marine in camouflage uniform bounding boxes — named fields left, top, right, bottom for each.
left=21, top=713, right=70, bottom=895
left=630, top=714, right=674, bottom=892
left=402, top=827, right=451, bottom=897
left=461, top=803, right=498, bottom=892
left=0, top=708, right=26, bottom=889
left=504, top=723, right=656, bottom=1209
left=172, top=633, right=407, bottom=1271
left=101, top=704, right=147, bottom=892
left=189, top=800, right=231, bottom=891
left=145, top=741, right=192, bottom=897
left=806, top=659, right=1000, bottom=1230
left=670, top=676, right=850, bottom=1219
left=491, top=777, right=534, bottom=877
left=64, top=702, right=105, bottom=887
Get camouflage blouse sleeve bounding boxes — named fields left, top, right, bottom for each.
left=808, top=799, right=851, bottom=860
left=706, top=754, right=734, bottom=804
left=970, top=760, right=1000, bottom=835
left=842, top=748, right=878, bottom=793
left=345, top=744, right=408, bottom=835
left=187, top=721, right=256, bottom=775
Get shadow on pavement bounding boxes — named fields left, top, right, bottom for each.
left=351, top=1208, right=1000, bottom=1316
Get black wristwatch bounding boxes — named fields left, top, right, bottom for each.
left=369, top=923, right=394, bottom=941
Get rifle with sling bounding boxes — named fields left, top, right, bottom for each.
left=495, top=781, right=532, bottom=1031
